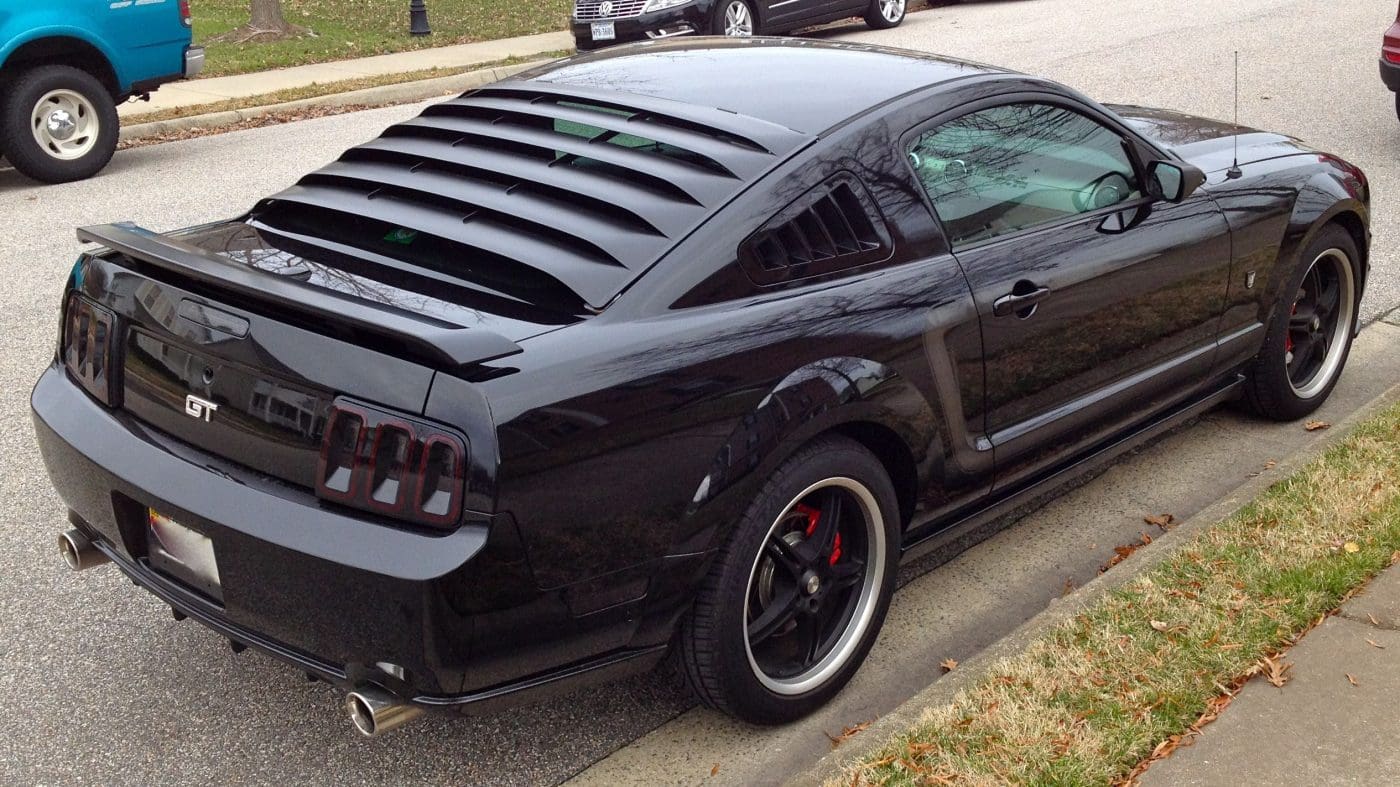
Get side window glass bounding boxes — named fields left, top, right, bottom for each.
left=908, top=103, right=1141, bottom=246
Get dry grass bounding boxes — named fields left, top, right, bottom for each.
left=843, top=399, right=1400, bottom=786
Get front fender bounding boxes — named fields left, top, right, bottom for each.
left=1265, top=160, right=1370, bottom=327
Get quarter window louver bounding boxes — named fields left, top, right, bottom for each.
left=740, top=175, right=892, bottom=285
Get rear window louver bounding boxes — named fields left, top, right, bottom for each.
left=740, top=175, right=892, bottom=285
left=249, top=84, right=809, bottom=312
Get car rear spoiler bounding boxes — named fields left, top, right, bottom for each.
left=76, top=223, right=523, bottom=369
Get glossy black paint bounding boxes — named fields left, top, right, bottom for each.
left=570, top=0, right=873, bottom=51
left=32, top=40, right=1369, bottom=713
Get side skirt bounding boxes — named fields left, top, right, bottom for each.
left=899, top=374, right=1246, bottom=566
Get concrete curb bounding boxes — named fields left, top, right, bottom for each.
left=117, top=59, right=550, bottom=143
left=787, top=337, right=1400, bottom=786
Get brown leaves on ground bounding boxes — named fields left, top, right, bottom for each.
left=940, top=658, right=959, bottom=673
left=1144, top=513, right=1176, bottom=530
left=709, top=763, right=719, bottom=777
left=1346, top=673, right=1360, bottom=687
left=1103, top=533, right=1154, bottom=572
left=1305, top=420, right=1331, bottom=431
left=826, top=720, right=872, bottom=749
left=1258, top=654, right=1293, bottom=688
left=1365, top=638, right=1386, bottom=650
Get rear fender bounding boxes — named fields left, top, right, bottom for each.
left=676, top=356, right=937, bottom=552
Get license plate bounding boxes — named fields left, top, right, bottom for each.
left=591, top=21, right=615, bottom=41
left=147, top=509, right=223, bottom=601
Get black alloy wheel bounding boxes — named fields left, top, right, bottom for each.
left=1245, top=224, right=1359, bottom=420
left=678, top=436, right=898, bottom=724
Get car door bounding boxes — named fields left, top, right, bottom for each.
left=905, top=98, right=1233, bottom=492
left=762, top=0, right=836, bottom=29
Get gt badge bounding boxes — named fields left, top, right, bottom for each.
left=185, top=394, right=219, bottom=422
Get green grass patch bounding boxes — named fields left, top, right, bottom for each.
left=844, top=399, right=1400, bottom=786
left=194, top=0, right=571, bottom=77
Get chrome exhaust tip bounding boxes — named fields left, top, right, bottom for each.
left=59, top=529, right=109, bottom=571
left=345, top=685, right=423, bottom=737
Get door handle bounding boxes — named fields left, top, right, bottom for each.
left=992, top=286, right=1051, bottom=318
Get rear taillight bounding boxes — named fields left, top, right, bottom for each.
left=316, top=400, right=467, bottom=529
left=179, top=0, right=192, bottom=26
left=1385, top=20, right=1400, bottom=62
left=63, top=292, right=120, bottom=407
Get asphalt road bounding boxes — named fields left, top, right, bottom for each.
left=0, top=0, right=1396, bottom=784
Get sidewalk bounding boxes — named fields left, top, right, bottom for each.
left=1139, top=563, right=1400, bottom=786
left=118, top=30, right=573, bottom=119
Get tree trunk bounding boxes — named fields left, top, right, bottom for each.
left=249, top=0, right=295, bottom=33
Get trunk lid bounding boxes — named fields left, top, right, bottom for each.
left=78, top=221, right=561, bottom=491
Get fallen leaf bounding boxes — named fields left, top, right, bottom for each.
left=1144, top=513, right=1175, bottom=529
left=940, top=658, right=959, bottom=673
left=710, top=764, right=720, bottom=777
left=1304, top=420, right=1330, bottom=431
left=1344, top=542, right=1360, bottom=554
left=1264, top=460, right=1277, bottom=470
left=1365, top=638, right=1385, bottom=650
left=1260, top=655, right=1292, bottom=688
left=1369, top=613, right=1382, bottom=626
left=1150, top=620, right=1170, bottom=632
left=1062, top=577, right=1077, bottom=596
left=1346, top=673, right=1359, bottom=687
left=825, top=720, right=872, bottom=749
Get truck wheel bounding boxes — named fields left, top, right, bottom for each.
left=0, top=65, right=119, bottom=184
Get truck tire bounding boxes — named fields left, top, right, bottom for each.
left=0, top=65, right=119, bottom=184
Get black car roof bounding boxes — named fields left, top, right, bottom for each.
left=514, top=37, right=1009, bottom=135
left=248, top=39, right=1004, bottom=313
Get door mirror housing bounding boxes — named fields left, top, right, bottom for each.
left=1147, top=160, right=1206, bottom=203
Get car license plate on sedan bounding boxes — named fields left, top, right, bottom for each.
left=591, top=21, right=615, bottom=41
left=147, top=508, right=223, bottom=601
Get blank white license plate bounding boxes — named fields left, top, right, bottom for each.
left=148, top=508, right=223, bottom=599
left=591, top=21, right=616, bottom=41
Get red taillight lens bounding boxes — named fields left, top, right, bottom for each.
left=179, top=0, right=192, bottom=26
left=316, top=400, right=467, bottom=529
left=1384, top=22, right=1400, bottom=62
left=62, top=292, right=120, bottom=406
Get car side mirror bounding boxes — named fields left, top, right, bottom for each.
left=1147, top=160, right=1206, bottom=203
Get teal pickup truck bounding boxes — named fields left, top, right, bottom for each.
left=0, top=0, right=202, bottom=183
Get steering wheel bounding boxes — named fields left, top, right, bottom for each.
left=1074, top=172, right=1132, bottom=212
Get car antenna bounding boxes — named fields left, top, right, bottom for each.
left=1227, top=51, right=1243, bottom=180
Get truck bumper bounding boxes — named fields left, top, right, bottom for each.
left=184, top=46, right=206, bottom=79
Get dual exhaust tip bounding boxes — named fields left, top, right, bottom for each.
left=59, top=528, right=109, bottom=571
left=345, top=685, right=424, bottom=737
left=59, top=527, right=422, bottom=737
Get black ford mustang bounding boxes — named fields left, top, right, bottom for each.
left=35, top=38, right=1369, bottom=734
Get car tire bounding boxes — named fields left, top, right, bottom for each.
left=1243, top=224, right=1360, bottom=421
left=864, top=0, right=907, bottom=29
left=0, top=65, right=119, bottom=184
left=711, top=0, right=757, bottom=36
left=1394, top=93, right=1400, bottom=123
left=678, top=435, right=899, bottom=724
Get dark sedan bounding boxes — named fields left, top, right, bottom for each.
left=35, top=39, right=1368, bottom=732
left=571, top=0, right=905, bottom=50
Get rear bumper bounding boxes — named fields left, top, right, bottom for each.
left=30, top=363, right=675, bottom=712
left=184, top=46, right=206, bottom=79
left=571, top=4, right=709, bottom=50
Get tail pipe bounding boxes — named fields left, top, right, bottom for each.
left=59, top=528, right=110, bottom=571
left=345, top=685, right=423, bottom=737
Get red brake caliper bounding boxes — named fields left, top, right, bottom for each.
left=1286, top=302, right=1296, bottom=355
left=795, top=504, right=841, bottom=565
